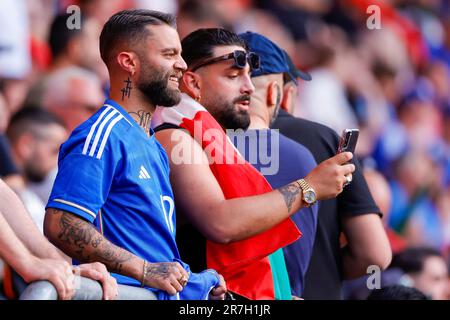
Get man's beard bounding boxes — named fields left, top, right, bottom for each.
left=211, top=94, right=251, bottom=130
left=138, top=63, right=181, bottom=108
left=24, top=166, right=46, bottom=183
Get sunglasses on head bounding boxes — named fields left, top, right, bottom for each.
left=190, top=50, right=260, bottom=72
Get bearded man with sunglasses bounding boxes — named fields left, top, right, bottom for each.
left=153, top=28, right=355, bottom=300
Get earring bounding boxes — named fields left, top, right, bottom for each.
left=196, top=95, right=202, bottom=102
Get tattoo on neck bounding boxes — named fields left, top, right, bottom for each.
left=129, top=110, right=152, bottom=135
left=121, top=77, right=133, bottom=101
left=278, top=182, right=301, bottom=212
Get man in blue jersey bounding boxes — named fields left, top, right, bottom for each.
left=232, top=32, right=318, bottom=298
left=43, top=9, right=226, bottom=300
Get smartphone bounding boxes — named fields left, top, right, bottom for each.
left=337, top=128, right=359, bottom=155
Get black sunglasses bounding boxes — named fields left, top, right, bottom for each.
left=190, top=50, right=260, bottom=72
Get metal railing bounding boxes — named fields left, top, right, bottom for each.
left=19, top=276, right=157, bottom=300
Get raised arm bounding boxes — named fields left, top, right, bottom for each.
left=155, top=128, right=354, bottom=244
left=44, top=208, right=189, bottom=296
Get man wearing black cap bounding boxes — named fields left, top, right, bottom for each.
left=272, top=51, right=392, bottom=299
left=234, top=31, right=317, bottom=298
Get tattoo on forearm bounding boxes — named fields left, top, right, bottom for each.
left=49, top=209, right=133, bottom=274
left=57, top=210, right=95, bottom=258
left=128, top=110, right=152, bottom=135
left=278, top=183, right=301, bottom=212
left=95, top=240, right=133, bottom=273
left=121, top=77, right=133, bottom=100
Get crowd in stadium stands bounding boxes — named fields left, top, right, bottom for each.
left=1, top=0, right=450, bottom=300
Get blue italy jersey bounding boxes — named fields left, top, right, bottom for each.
left=47, top=99, right=180, bottom=290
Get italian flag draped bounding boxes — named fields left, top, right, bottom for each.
left=152, top=94, right=301, bottom=299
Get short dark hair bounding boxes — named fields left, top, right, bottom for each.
left=181, top=28, right=247, bottom=68
left=391, top=247, right=442, bottom=274
left=99, top=9, right=177, bottom=67
left=49, top=13, right=85, bottom=58
left=367, top=285, right=429, bottom=300
left=6, top=107, right=65, bottom=143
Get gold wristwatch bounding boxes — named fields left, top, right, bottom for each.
left=297, top=179, right=317, bottom=207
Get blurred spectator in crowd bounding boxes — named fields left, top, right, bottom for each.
left=388, top=150, right=445, bottom=250
left=26, top=13, right=106, bottom=107
left=0, top=134, right=19, bottom=182
left=364, top=168, right=405, bottom=254
left=294, top=42, right=359, bottom=134
left=6, top=108, right=67, bottom=232
left=47, top=13, right=103, bottom=74
left=0, top=0, right=32, bottom=114
left=176, top=0, right=227, bottom=40
left=25, top=67, right=103, bottom=205
left=0, top=92, right=22, bottom=190
left=390, top=247, right=450, bottom=300
left=40, top=67, right=104, bottom=133
left=366, top=284, right=429, bottom=300
left=70, top=0, right=130, bottom=26
left=436, top=187, right=450, bottom=257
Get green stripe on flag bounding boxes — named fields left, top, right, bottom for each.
left=268, top=249, right=292, bottom=300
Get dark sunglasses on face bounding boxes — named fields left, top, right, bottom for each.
left=190, top=50, right=261, bottom=72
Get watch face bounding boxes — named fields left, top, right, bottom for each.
left=304, top=190, right=317, bottom=204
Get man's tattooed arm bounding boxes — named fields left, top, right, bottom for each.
left=44, top=208, right=188, bottom=294
left=278, top=182, right=302, bottom=213
left=45, top=208, right=135, bottom=275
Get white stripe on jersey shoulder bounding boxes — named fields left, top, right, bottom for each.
left=104, top=104, right=133, bottom=126
left=53, top=199, right=97, bottom=218
left=82, top=106, right=114, bottom=155
left=96, top=113, right=123, bottom=159
left=82, top=104, right=127, bottom=159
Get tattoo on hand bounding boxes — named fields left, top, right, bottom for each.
left=278, top=183, right=301, bottom=212
left=121, top=77, right=133, bottom=100
left=144, top=263, right=171, bottom=284
left=50, top=209, right=133, bottom=274
left=129, top=110, right=152, bottom=135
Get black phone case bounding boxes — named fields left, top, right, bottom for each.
left=338, top=129, right=359, bottom=154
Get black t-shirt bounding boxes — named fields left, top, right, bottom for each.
left=271, top=109, right=381, bottom=299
